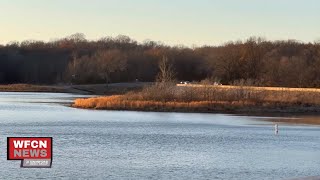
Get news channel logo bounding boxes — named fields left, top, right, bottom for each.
left=7, top=137, right=52, bottom=168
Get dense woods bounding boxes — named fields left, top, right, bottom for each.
left=0, top=33, right=320, bottom=88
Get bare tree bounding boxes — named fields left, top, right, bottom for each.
left=94, top=49, right=127, bottom=85
left=67, top=33, right=87, bottom=43
left=69, top=51, right=79, bottom=84
left=156, top=56, right=175, bottom=83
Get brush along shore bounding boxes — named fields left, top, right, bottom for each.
left=73, top=84, right=320, bottom=114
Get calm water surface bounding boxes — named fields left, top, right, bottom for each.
left=0, top=92, right=319, bottom=180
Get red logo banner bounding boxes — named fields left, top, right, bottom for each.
left=7, top=137, right=52, bottom=168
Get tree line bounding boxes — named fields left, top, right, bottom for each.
left=0, top=33, right=320, bottom=88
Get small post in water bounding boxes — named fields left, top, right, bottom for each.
left=274, top=124, right=279, bottom=135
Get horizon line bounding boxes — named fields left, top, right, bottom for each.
left=1, top=33, right=319, bottom=48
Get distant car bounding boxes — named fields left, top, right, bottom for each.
left=179, top=81, right=190, bottom=84
left=214, top=82, right=222, bottom=86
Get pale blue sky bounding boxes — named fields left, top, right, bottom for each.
left=0, top=0, right=319, bottom=46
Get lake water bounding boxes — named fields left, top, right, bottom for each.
left=0, top=92, right=319, bottom=180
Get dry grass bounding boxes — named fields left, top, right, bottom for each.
left=73, top=83, right=320, bottom=113
left=73, top=95, right=254, bottom=112
left=177, top=84, right=320, bottom=93
left=0, top=84, right=62, bottom=92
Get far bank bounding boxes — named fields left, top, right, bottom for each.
left=0, top=83, right=151, bottom=95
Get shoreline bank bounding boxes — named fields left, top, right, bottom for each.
left=72, top=96, right=320, bottom=126
left=0, top=83, right=150, bottom=95
left=72, top=94, right=320, bottom=125
left=72, top=95, right=320, bottom=114
left=73, top=83, right=320, bottom=115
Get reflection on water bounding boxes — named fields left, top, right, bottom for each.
left=0, top=92, right=319, bottom=180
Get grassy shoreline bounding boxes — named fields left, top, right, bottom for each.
left=73, top=84, right=320, bottom=125
left=2, top=83, right=320, bottom=115
left=1, top=83, right=319, bottom=124
left=73, top=95, right=320, bottom=114
left=73, top=84, right=320, bottom=115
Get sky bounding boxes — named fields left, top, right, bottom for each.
left=0, top=0, right=319, bottom=46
